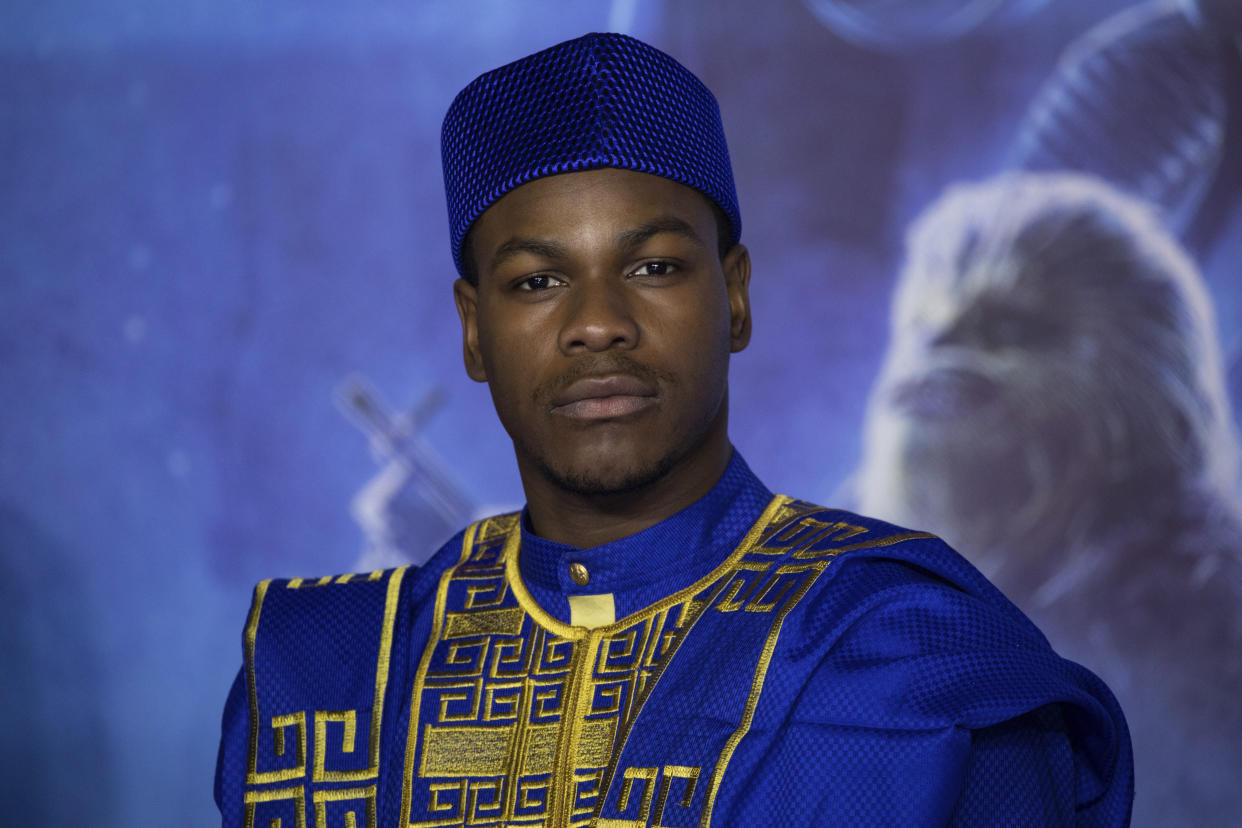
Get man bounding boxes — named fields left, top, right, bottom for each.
left=216, top=33, right=1133, bottom=826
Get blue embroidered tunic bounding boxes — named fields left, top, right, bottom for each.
left=215, top=453, right=1133, bottom=826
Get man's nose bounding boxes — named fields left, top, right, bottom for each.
left=558, top=277, right=639, bottom=353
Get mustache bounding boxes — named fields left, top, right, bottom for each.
left=533, top=355, right=672, bottom=407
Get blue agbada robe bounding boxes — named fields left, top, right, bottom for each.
left=215, top=453, right=1133, bottom=826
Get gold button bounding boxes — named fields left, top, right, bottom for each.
left=568, top=562, right=590, bottom=587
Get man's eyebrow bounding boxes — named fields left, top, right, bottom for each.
left=617, top=216, right=705, bottom=251
left=488, top=216, right=704, bottom=270
left=489, top=237, right=568, bottom=269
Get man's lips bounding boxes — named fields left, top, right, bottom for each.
left=548, top=374, right=658, bottom=420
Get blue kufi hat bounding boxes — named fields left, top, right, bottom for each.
left=441, top=32, right=741, bottom=276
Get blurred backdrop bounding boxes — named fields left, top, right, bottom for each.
left=4, top=0, right=1240, bottom=824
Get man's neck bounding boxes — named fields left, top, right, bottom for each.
left=517, top=437, right=734, bottom=549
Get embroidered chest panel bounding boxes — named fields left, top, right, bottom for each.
left=398, top=501, right=932, bottom=827
left=400, top=513, right=704, bottom=827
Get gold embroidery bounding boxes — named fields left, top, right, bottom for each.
left=467, top=779, right=504, bottom=822
left=247, top=592, right=315, bottom=785
left=617, top=766, right=659, bottom=822
left=768, top=516, right=837, bottom=548
left=434, top=681, right=482, bottom=722
left=402, top=518, right=498, bottom=823
left=323, top=711, right=357, bottom=754
left=700, top=560, right=828, bottom=823
left=270, top=713, right=306, bottom=773
left=245, top=580, right=276, bottom=784
left=321, top=568, right=405, bottom=784
left=246, top=566, right=407, bottom=822
left=575, top=718, right=618, bottom=767
left=715, top=562, right=772, bottom=612
left=764, top=501, right=807, bottom=536
left=549, top=632, right=602, bottom=824
left=518, top=780, right=547, bottom=809
left=598, top=764, right=701, bottom=828
left=428, top=781, right=467, bottom=813
left=792, top=529, right=935, bottom=559
left=653, top=765, right=699, bottom=825
left=285, top=575, right=334, bottom=589
left=401, top=509, right=716, bottom=826
left=400, top=495, right=915, bottom=827
left=419, top=722, right=557, bottom=776
left=444, top=607, right=525, bottom=638
left=312, top=785, right=376, bottom=828
left=313, top=710, right=364, bottom=782
left=463, top=578, right=510, bottom=611
left=594, top=496, right=793, bottom=824
left=244, top=786, right=306, bottom=828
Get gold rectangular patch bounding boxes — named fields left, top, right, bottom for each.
left=520, top=722, right=558, bottom=776
left=575, top=718, right=617, bottom=768
left=443, top=607, right=526, bottom=639
left=420, top=722, right=563, bottom=777
left=420, top=725, right=511, bottom=776
left=568, top=593, right=616, bottom=629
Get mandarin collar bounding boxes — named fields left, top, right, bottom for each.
left=517, top=451, right=773, bottom=596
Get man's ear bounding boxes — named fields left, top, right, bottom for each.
left=453, top=278, right=488, bottom=382
left=723, top=243, right=752, bottom=353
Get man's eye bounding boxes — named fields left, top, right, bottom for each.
left=631, top=261, right=677, bottom=277
left=515, top=274, right=564, bottom=291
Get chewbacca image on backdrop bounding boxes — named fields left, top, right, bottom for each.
left=855, top=171, right=1242, bottom=826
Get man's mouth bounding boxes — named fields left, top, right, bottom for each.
left=549, top=374, right=659, bottom=420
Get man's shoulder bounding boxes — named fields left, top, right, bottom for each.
left=757, top=499, right=1118, bottom=738
left=761, top=496, right=1042, bottom=643
left=237, top=523, right=493, bottom=711
left=239, top=524, right=471, bottom=636
left=762, top=496, right=933, bottom=542
left=761, top=496, right=973, bottom=582
left=246, top=522, right=486, bottom=609
left=240, top=512, right=533, bottom=629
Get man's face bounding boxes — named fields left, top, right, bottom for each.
left=454, top=168, right=751, bottom=496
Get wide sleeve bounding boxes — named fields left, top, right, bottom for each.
left=850, top=553, right=1134, bottom=826
left=948, top=705, right=1079, bottom=825
left=764, top=544, right=1133, bottom=826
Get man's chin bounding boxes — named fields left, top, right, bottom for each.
left=535, top=453, right=678, bottom=498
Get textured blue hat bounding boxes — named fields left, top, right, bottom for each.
left=441, top=32, right=741, bottom=276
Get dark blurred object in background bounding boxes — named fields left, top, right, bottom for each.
left=802, top=0, right=1052, bottom=50
left=1013, top=0, right=1242, bottom=251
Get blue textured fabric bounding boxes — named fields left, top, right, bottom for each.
left=597, top=511, right=1133, bottom=824
left=216, top=471, right=1135, bottom=826
left=440, top=31, right=741, bottom=275
left=518, top=450, right=772, bottom=622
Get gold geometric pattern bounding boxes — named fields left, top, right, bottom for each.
left=388, top=498, right=931, bottom=827
left=312, top=785, right=376, bottom=828
left=399, top=512, right=708, bottom=828
left=596, top=764, right=701, bottom=828
left=243, top=567, right=409, bottom=828
left=244, top=786, right=305, bottom=828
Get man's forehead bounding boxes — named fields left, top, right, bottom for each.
left=468, top=169, right=721, bottom=267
